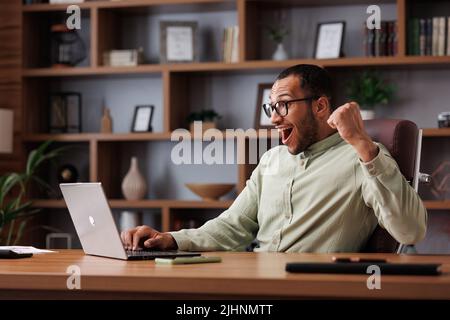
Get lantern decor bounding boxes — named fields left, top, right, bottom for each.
left=50, top=24, right=87, bottom=68
left=49, top=92, right=82, bottom=133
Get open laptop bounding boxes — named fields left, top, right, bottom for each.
left=60, top=183, right=201, bottom=260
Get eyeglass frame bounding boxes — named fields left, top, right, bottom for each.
left=262, top=95, right=321, bottom=118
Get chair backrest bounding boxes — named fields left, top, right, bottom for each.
left=361, top=119, right=419, bottom=253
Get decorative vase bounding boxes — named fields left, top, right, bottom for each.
left=360, top=109, right=375, bottom=120
left=101, top=107, right=113, bottom=133
left=121, top=157, right=147, bottom=200
left=272, top=43, right=288, bottom=61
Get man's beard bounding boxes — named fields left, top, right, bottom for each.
left=288, top=107, right=318, bottom=155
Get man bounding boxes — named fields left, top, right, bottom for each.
left=121, top=64, right=427, bottom=253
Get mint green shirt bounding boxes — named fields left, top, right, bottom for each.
left=170, top=132, right=427, bottom=253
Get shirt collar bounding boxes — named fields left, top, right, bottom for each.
left=302, top=132, right=343, bottom=157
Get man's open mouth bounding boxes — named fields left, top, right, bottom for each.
left=277, top=126, right=294, bottom=144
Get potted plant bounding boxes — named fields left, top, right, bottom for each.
left=187, top=109, right=222, bottom=133
left=266, top=22, right=290, bottom=61
left=347, top=71, right=395, bottom=120
left=0, top=141, right=62, bottom=245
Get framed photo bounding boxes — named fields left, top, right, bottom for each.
left=313, top=21, right=346, bottom=59
left=160, top=21, right=198, bottom=63
left=254, top=83, right=274, bottom=129
left=49, top=92, right=82, bottom=133
left=131, top=105, right=154, bottom=132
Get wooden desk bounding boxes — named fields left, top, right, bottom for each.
left=0, top=250, right=449, bottom=299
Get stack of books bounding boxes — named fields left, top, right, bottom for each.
left=222, top=26, right=239, bottom=63
left=408, top=17, right=450, bottom=56
left=364, top=21, right=398, bottom=57
left=103, top=49, right=144, bottom=67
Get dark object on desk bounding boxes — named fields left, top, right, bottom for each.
left=285, top=262, right=442, bottom=275
left=0, top=250, right=33, bottom=259
left=438, top=112, right=450, bottom=128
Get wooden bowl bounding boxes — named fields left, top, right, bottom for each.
left=185, top=183, right=235, bottom=201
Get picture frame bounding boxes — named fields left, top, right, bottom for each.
left=254, top=83, right=274, bottom=129
left=313, top=21, right=346, bottom=59
left=49, top=92, right=82, bottom=133
left=160, top=21, right=198, bottom=63
left=131, top=105, right=154, bottom=132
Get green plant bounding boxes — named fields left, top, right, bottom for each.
left=266, top=24, right=290, bottom=44
left=187, top=109, right=222, bottom=123
left=0, top=141, right=63, bottom=245
left=347, top=71, right=395, bottom=109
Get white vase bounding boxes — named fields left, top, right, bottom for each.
left=121, top=157, right=147, bottom=200
left=360, top=109, right=375, bottom=120
left=272, top=43, right=288, bottom=61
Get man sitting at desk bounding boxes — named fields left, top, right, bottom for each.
left=121, top=64, right=427, bottom=253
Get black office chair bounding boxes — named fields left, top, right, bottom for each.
left=361, top=119, right=426, bottom=253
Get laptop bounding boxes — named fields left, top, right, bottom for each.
left=60, top=183, right=201, bottom=260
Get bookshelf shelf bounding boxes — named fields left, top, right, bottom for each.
left=32, top=199, right=448, bottom=211
left=422, top=128, right=450, bottom=137
left=423, top=201, right=450, bottom=210
left=22, top=56, right=450, bottom=78
left=31, top=199, right=233, bottom=210
left=22, top=0, right=235, bottom=12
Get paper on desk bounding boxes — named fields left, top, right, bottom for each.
left=0, top=246, right=56, bottom=254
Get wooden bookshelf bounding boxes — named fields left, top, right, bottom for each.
left=15, top=0, right=450, bottom=238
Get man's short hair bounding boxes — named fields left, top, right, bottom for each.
left=276, top=64, right=334, bottom=111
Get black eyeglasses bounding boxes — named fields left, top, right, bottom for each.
left=262, top=96, right=320, bottom=118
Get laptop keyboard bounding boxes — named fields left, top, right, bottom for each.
left=126, top=249, right=179, bottom=257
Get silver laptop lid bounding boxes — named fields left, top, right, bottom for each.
left=60, top=183, right=127, bottom=260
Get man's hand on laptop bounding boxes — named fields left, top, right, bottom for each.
left=120, top=225, right=178, bottom=251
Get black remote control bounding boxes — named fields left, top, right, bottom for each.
left=0, top=249, right=33, bottom=259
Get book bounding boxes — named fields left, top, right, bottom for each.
left=447, top=17, right=450, bottom=55
left=231, top=26, right=239, bottom=63
left=438, top=17, right=446, bottom=56
left=426, top=18, right=433, bottom=56
left=419, top=19, right=426, bottom=56
left=365, top=23, right=375, bottom=56
left=411, top=18, right=420, bottom=56
left=432, top=17, right=439, bottom=56
left=222, top=26, right=239, bottom=63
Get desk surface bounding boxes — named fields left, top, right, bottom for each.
left=0, top=250, right=449, bottom=299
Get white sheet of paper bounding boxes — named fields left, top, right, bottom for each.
left=166, top=26, right=193, bottom=61
left=0, top=246, right=56, bottom=254
left=316, top=23, right=343, bottom=59
left=134, top=107, right=151, bottom=131
left=260, top=88, right=273, bottom=126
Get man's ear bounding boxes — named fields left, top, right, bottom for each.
left=314, top=96, right=331, bottom=117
